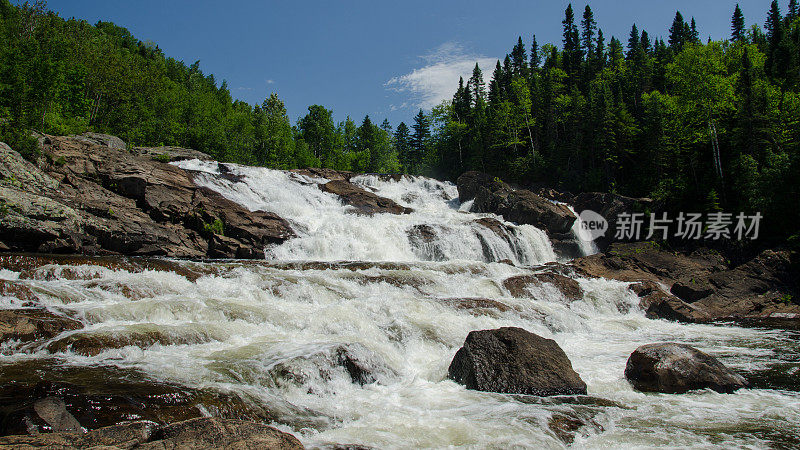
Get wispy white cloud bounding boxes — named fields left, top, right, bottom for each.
left=265, top=79, right=275, bottom=85
left=385, top=42, right=496, bottom=110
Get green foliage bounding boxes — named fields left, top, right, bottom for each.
left=203, top=218, right=224, bottom=236
left=151, top=153, right=171, bottom=163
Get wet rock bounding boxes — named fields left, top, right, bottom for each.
left=32, top=397, right=83, bottom=432
left=0, top=420, right=156, bottom=448
left=47, top=328, right=212, bottom=356
left=320, top=180, right=412, bottom=215
left=448, top=327, right=587, bottom=396
left=0, top=418, right=304, bottom=449
left=576, top=243, right=800, bottom=324
left=0, top=280, right=38, bottom=307
left=269, top=343, right=389, bottom=389
left=0, top=361, right=275, bottom=436
left=0, top=309, right=82, bottom=344
left=503, top=273, right=583, bottom=301
left=624, top=342, right=748, bottom=394
left=638, top=287, right=712, bottom=323
left=291, top=167, right=354, bottom=182
left=548, top=413, right=588, bottom=445
left=437, top=297, right=511, bottom=316
left=457, top=171, right=576, bottom=235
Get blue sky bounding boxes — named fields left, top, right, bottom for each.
left=41, top=0, right=773, bottom=127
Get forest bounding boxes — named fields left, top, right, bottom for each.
left=1, top=1, right=799, bottom=240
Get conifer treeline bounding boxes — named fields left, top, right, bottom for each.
left=423, top=2, right=800, bottom=240
left=1, top=1, right=799, bottom=239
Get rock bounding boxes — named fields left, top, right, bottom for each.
left=503, top=273, right=583, bottom=301
left=670, top=279, right=714, bottom=303
left=0, top=361, right=275, bottom=436
left=625, top=343, right=748, bottom=394
left=447, top=327, right=587, bottom=396
left=140, top=417, right=304, bottom=449
left=71, top=132, right=127, bottom=150
left=291, top=167, right=354, bottom=182
left=0, top=279, right=39, bottom=307
left=320, top=180, right=412, bottom=215
left=1, top=134, right=296, bottom=259
left=437, top=297, right=511, bottom=316
left=457, top=171, right=576, bottom=235
left=32, top=396, right=83, bottom=432
left=134, top=145, right=213, bottom=162
left=0, top=421, right=157, bottom=448
left=576, top=243, right=800, bottom=324
left=0, top=309, right=82, bottom=344
left=46, top=328, right=212, bottom=356
left=0, top=418, right=304, bottom=449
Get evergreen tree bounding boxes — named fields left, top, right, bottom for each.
left=562, top=3, right=581, bottom=84
left=530, top=35, right=541, bottom=69
left=595, top=29, right=606, bottom=69
left=468, top=63, right=486, bottom=105
left=689, top=18, right=700, bottom=43
left=581, top=5, right=597, bottom=57
left=789, top=0, right=798, bottom=21
left=669, top=11, right=687, bottom=49
left=731, top=4, right=746, bottom=42
left=640, top=30, right=651, bottom=54
left=511, top=37, right=526, bottom=75
left=627, top=24, right=640, bottom=56
left=394, top=122, right=411, bottom=171
left=410, top=109, right=430, bottom=171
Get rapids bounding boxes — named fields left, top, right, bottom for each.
left=1, top=162, right=798, bottom=448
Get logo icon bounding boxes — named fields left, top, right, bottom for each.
left=576, top=210, right=608, bottom=241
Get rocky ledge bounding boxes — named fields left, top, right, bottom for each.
left=0, top=134, right=296, bottom=258
left=573, top=241, right=800, bottom=325
left=456, top=171, right=576, bottom=236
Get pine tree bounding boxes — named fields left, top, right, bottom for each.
left=489, top=61, right=504, bottom=103
left=511, top=36, right=526, bottom=76
left=627, top=24, right=640, bottom=56
left=689, top=18, right=699, bottom=43
left=562, top=3, right=581, bottom=83
left=410, top=109, right=430, bottom=171
left=394, top=122, right=411, bottom=172
left=595, top=29, right=606, bottom=69
left=731, top=4, right=745, bottom=42
left=669, top=11, right=687, bottom=49
left=530, top=35, right=541, bottom=69
left=581, top=5, right=597, bottom=57
left=789, top=0, right=798, bottom=21
left=608, top=36, right=624, bottom=67
left=765, top=0, right=782, bottom=44
left=640, top=30, right=651, bottom=54
left=469, top=63, right=486, bottom=105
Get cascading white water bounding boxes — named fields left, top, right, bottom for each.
left=174, top=160, right=556, bottom=265
left=1, top=162, right=798, bottom=449
left=566, top=205, right=601, bottom=257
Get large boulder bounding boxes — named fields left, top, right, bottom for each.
left=320, top=180, right=411, bottom=215
left=624, top=343, right=748, bottom=394
left=448, top=327, right=587, bottom=396
left=456, top=171, right=575, bottom=235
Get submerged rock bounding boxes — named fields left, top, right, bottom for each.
left=447, top=327, right=587, bottom=396
left=624, top=342, right=748, bottom=394
left=503, top=272, right=583, bottom=301
left=0, top=309, right=82, bottom=344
